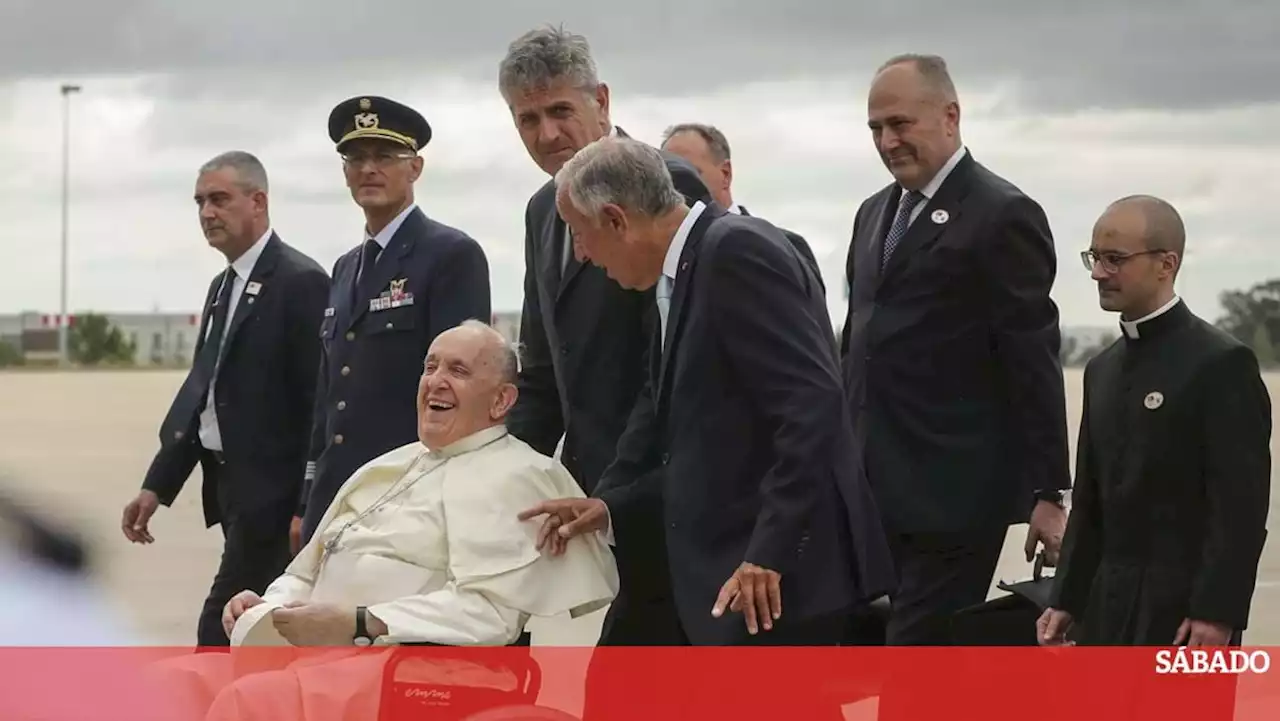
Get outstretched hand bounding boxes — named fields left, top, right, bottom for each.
left=712, top=562, right=782, bottom=635
left=517, top=498, right=609, bottom=555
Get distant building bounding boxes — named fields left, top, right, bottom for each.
left=1, top=310, right=524, bottom=367
left=1, top=312, right=201, bottom=366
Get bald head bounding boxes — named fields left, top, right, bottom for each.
left=457, top=319, right=520, bottom=384
left=1104, top=195, right=1186, bottom=256
left=875, top=53, right=958, bottom=105
left=417, top=320, right=521, bottom=448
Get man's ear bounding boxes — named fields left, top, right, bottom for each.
left=602, top=203, right=627, bottom=233
left=491, top=384, right=518, bottom=419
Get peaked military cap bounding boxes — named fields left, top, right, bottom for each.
left=328, top=96, right=432, bottom=152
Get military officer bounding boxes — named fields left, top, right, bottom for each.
left=294, top=96, right=492, bottom=547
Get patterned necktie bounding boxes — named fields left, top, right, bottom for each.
left=881, top=189, right=926, bottom=269
left=656, top=274, right=673, bottom=347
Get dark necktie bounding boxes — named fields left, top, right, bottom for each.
left=881, top=189, right=925, bottom=269
left=355, top=238, right=382, bottom=303
left=193, top=267, right=236, bottom=388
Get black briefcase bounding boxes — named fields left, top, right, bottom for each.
left=950, top=553, right=1055, bottom=645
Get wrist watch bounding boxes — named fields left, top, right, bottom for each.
left=354, top=606, right=374, bottom=647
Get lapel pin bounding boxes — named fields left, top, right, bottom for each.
left=246, top=281, right=262, bottom=295
left=931, top=209, right=949, bottom=224
left=1144, top=391, right=1164, bottom=410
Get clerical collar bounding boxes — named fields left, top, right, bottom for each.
left=1119, top=295, right=1186, bottom=340
left=426, top=425, right=509, bottom=458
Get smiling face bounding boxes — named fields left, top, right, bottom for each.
left=416, top=325, right=518, bottom=448
left=867, top=61, right=961, bottom=191
left=506, top=78, right=610, bottom=177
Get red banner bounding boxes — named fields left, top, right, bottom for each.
left=0, top=646, right=1274, bottom=720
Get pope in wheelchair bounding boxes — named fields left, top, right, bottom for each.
left=151, top=321, right=618, bottom=721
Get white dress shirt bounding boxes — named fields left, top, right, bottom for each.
left=198, top=229, right=272, bottom=452
left=601, top=199, right=710, bottom=545
left=656, top=200, right=708, bottom=344
left=893, top=144, right=968, bottom=227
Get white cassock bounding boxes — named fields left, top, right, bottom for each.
left=149, top=425, right=618, bottom=721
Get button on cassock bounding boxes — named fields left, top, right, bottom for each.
left=341, top=366, right=351, bottom=376
left=337, top=401, right=346, bottom=411
left=334, top=434, right=345, bottom=444
left=346, top=331, right=355, bottom=341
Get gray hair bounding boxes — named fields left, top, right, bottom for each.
left=458, top=319, right=522, bottom=384
left=661, top=123, right=731, bottom=164
left=198, top=150, right=269, bottom=194
left=498, top=25, right=600, bottom=103
left=877, top=53, right=958, bottom=102
left=554, top=137, right=685, bottom=221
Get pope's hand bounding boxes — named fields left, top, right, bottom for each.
left=271, top=603, right=356, bottom=646
left=221, top=590, right=265, bottom=639
left=518, top=498, right=608, bottom=555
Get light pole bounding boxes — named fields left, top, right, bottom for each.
left=58, top=83, right=81, bottom=365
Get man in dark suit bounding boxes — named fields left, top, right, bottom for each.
left=1042, top=196, right=1271, bottom=647
left=294, top=96, right=492, bottom=547
left=521, top=136, right=895, bottom=717
left=660, top=122, right=824, bottom=289
left=839, top=54, right=1072, bottom=645
left=497, top=25, right=712, bottom=646
left=122, top=151, right=329, bottom=648
left=524, top=135, right=895, bottom=640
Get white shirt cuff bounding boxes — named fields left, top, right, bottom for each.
left=600, top=505, right=615, bottom=547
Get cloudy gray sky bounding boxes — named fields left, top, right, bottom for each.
left=1, top=1, right=1275, bottom=329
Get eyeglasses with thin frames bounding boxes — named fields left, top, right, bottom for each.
left=1080, top=249, right=1168, bottom=274
left=341, top=150, right=416, bottom=170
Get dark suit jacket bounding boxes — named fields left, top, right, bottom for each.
left=839, top=150, right=1071, bottom=534
left=598, top=203, right=896, bottom=645
left=736, top=204, right=825, bottom=292
left=1050, top=301, right=1271, bottom=644
left=142, top=233, right=329, bottom=528
left=506, top=127, right=712, bottom=494
left=299, top=206, right=490, bottom=541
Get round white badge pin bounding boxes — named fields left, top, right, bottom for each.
left=1144, top=391, right=1164, bottom=410
left=931, top=209, right=949, bottom=224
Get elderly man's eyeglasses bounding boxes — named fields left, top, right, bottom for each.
left=341, top=150, right=416, bottom=169
left=1080, top=249, right=1167, bottom=273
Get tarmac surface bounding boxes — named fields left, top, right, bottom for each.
left=0, top=368, right=1276, bottom=717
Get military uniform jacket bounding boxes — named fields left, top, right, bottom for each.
left=299, top=206, right=491, bottom=541
left=1050, top=300, right=1272, bottom=644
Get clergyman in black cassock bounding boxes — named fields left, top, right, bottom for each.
left=1044, top=196, right=1272, bottom=647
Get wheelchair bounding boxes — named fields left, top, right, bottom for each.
left=378, top=632, right=578, bottom=721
